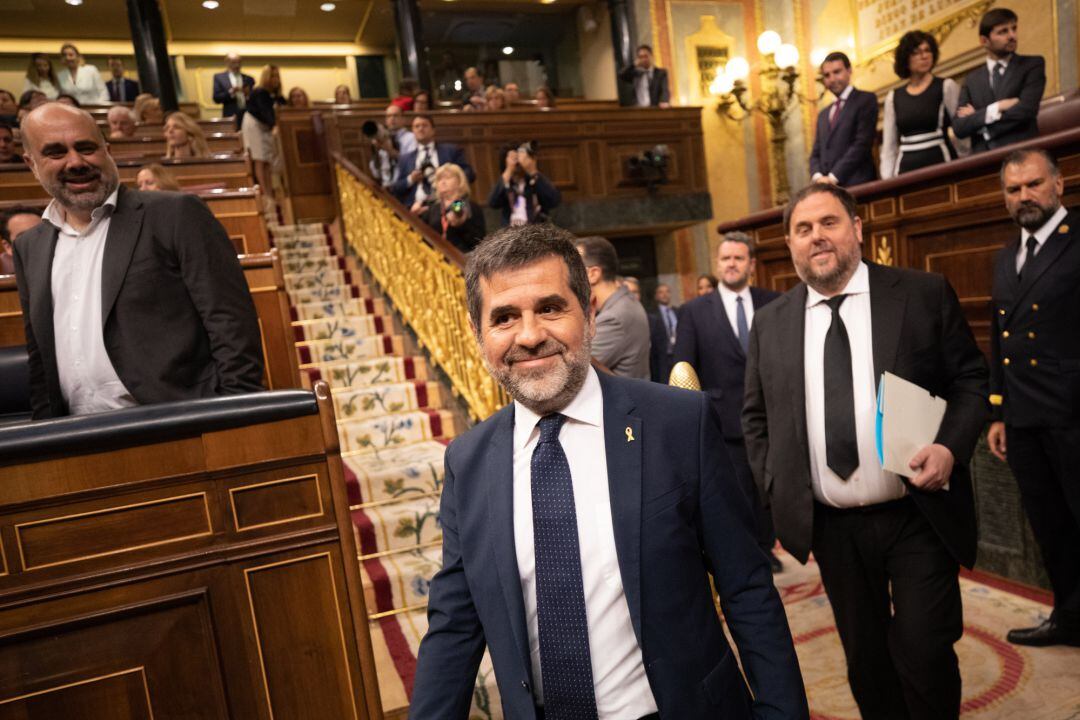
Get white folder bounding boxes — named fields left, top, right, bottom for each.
left=875, top=372, right=948, bottom=483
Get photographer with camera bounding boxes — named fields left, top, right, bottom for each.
left=364, top=105, right=417, bottom=188
left=390, top=114, right=474, bottom=208
left=487, top=141, right=561, bottom=227
left=420, top=163, right=486, bottom=253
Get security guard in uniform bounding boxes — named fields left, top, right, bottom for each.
left=988, top=148, right=1080, bottom=647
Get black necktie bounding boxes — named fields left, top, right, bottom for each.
left=823, top=295, right=859, bottom=479
left=1018, top=236, right=1038, bottom=281
left=991, top=62, right=1005, bottom=98
left=531, top=414, right=598, bottom=720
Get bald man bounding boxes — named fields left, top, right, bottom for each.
left=13, top=103, right=263, bottom=419
left=212, top=53, right=254, bottom=128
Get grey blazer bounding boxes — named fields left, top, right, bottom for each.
left=13, top=185, right=264, bottom=419
left=593, top=284, right=651, bottom=379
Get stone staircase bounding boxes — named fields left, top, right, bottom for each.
left=268, top=219, right=503, bottom=720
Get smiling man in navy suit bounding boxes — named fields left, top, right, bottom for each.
left=410, top=223, right=807, bottom=719
left=674, top=231, right=782, bottom=571
left=809, top=52, right=879, bottom=187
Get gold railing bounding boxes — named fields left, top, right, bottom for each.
left=335, top=161, right=509, bottom=421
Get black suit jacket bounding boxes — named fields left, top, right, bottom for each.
left=487, top=172, right=561, bottom=225
left=389, top=143, right=475, bottom=206
left=12, top=186, right=264, bottom=419
left=106, top=77, right=140, bottom=103
left=808, top=88, right=879, bottom=186
left=674, top=287, right=779, bottom=440
left=743, top=262, right=989, bottom=567
left=953, top=55, right=1045, bottom=152
left=990, top=209, right=1080, bottom=427
left=212, top=71, right=256, bottom=119
left=410, top=372, right=808, bottom=719
left=647, top=304, right=678, bottom=383
left=617, top=66, right=671, bottom=107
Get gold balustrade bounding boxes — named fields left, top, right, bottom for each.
left=335, top=161, right=509, bottom=421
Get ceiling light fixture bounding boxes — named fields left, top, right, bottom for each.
left=320, top=2, right=336, bottom=9
left=502, top=46, right=514, bottom=55
left=202, top=0, right=219, bottom=8
left=65, top=0, right=83, bottom=5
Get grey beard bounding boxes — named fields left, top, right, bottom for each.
left=483, top=334, right=593, bottom=416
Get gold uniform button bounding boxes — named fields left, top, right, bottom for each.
left=1004, top=358, right=1011, bottom=366
left=1032, top=303, right=1040, bottom=311
left=1030, top=358, right=1038, bottom=367
left=1003, top=331, right=1010, bottom=338
left=1028, top=331, right=1036, bottom=339
left=999, top=309, right=1006, bottom=316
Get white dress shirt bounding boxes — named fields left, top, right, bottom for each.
left=634, top=68, right=653, bottom=107
left=512, top=367, right=657, bottom=718
left=23, top=77, right=59, bottom=100
left=717, top=284, right=753, bottom=339
left=1015, top=205, right=1067, bottom=273
left=981, top=56, right=1010, bottom=131
left=57, top=64, right=110, bottom=105
left=803, top=262, right=906, bottom=507
left=413, top=143, right=440, bottom=205
left=45, top=187, right=138, bottom=415
left=230, top=71, right=247, bottom=109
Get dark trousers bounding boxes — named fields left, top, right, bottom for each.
left=1007, top=424, right=1080, bottom=630
left=725, top=439, right=776, bottom=552
left=812, top=498, right=962, bottom=720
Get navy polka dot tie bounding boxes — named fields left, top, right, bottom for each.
left=532, top=414, right=598, bottom=720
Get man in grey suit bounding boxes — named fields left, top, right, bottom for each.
left=576, top=235, right=650, bottom=378
left=953, top=8, right=1046, bottom=153
left=14, top=103, right=264, bottom=419
left=743, top=183, right=988, bottom=719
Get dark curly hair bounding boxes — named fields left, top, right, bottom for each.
left=893, top=30, right=939, bottom=79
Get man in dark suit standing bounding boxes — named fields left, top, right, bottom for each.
left=390, top=114, right=475, bottom=208
left=106, top=57, right=140, bottom=103
left=618, top=45, right=671, bottom=108
left=743, top=183, right=989, bottom=719
left=674, top=231, right=782, bottom=571
left=212, top=53, right=255, bottom=129
left=953, top=8, right=1046, bottom=153
left=647, top=283, right=677, bottom=383
left=988, top=149, right=1080, bottom=647
left=808, top=52, right=878, bottom=187
left=410, top=223, right=807, bottom=719
left=13, top=103, right=263, bottom=419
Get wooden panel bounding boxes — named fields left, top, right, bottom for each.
left=0, top=668, right=153, bottom=720
left=230, top=473, right=324, bottom=532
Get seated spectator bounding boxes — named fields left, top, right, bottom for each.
left=696, top=272, right=718, bottom=296
left=19, top=90, right=47, bottom=113
left=504, top=82, right=521, bottom=104
left=953, top=8, right=1045, bottom=153
left=287, top=86, right=310, bottom=108
left=420, top=163, right=486, bottom=254
left=164, top=111, right=210, bottom=159
left=334, top=85, right=352, bottom=104
left=485, top=87, right=507, bottom=110
left=391, top=78, right=419, bottom=111
left=106, top=57, right=140, bottom=103
left=575, top=235, right=650, bottom=378
left=136, top=163, right=182, bottom=192
left=0, top=90, right=18, bottom=125
left=809, top=51, right=878, bottom=186
left=0, top=122, right=17, bottom=164
left=535, top=86, right=556, bottom=109
left=488, top=141, right=560, bottom=226
left=390, top=114, right=475, bottom=207
left=133, top=93, right=163, bottom=124
left=460, top=67, right=485, bottom=109
left=24, top=53, right=59, bottom=100
left=243, top=65, right=286, bottom=201
left=413, top=90, right=432, bottom=112
left=107, top=105, right=137, bottom=139
left=56, top=94, right=80, bottom=107
left=1, top=206, right=42, bottom=275
left=881, top=30, right=966, bottom=178
left=57, top=43, right=109, bottom=105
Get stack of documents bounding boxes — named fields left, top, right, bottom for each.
left=876, top=372, right=948, bottom=483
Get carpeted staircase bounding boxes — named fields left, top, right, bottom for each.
left=268, top=218, right=503, bottom=720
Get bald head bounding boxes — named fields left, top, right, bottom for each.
left=22, top=102, right=105, bottom=148
left=225, top=54, right=242, bottom=72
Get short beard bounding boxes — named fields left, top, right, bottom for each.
left=483, top=333, right=592, bottom=417
left=794, top=240, right=862, bottom=295
left=1011, top=199, right=1060, bottom=231
left=44, top=167, right=118, bottom=214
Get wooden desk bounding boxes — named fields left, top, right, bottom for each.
left=83, top=101, right=200, bottom=120
left=716, top=127, right=1080, bottom=354
left=106, top=133, right=244, bottom=159
left=0, top=385, right=382, bottom=719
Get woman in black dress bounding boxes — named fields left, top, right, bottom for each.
left=880, top=31, right=968, bottom=178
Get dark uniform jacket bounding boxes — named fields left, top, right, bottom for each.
left=990, top=209, right=1080, bottom=427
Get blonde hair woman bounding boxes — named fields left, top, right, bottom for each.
left=485, top=87, right=507, bottom=111
left=136, top=163, right=182, bottom=192
left=242, top=64, right=285, bottom=201
left=419, top=163, right=486, bottom=253
left=133, top=94, right=164, bottom=124
left=57, top=43, right=109, bottom=105
left=164, top=111, right=210, bottom=159
left=24, top=53, right=59, bottom=100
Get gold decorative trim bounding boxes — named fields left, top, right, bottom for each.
left=359, top=539, right=442, bottom=562
left=989, top=394, right=1003, bottom=406
left=15, top=492, right=213, bottom=572
left=873, top=234, right=894, bottom=266
left=923, top=244, right=1003, bottom=273
left=243, top=552, right=359, bottom=720
left=0, top=666, right=153, bottom=716
left=855, top=0, right=996, bottom=69
left=351, top=491, right=439, bottom=512
left=228, top=473, right=324, bottom=533
left=368, top=601, right=428, bottom=621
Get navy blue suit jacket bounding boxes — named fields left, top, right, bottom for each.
left=808, top=87, right=879, bottom=186
left=673, top=287, right=780, bottom=441
left=953, top=55, right=1046, bottom=152
left=410, top=372, right=807, bottom=719
left=212, top=71, right=255, bottom=118
left=389, top=143, right=475, bottom=206
left=106, top=77, right=140, bottom=103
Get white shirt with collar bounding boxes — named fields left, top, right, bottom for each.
left=803, top=262, right=906, bottom=507
left=45, top=186, right=138, bottom=416
left=634, top=67, right=654, bottom=107
left=981, top=55, right=1012, bottom=133
left=717, top=284, right=753, bottom=341
left=230, top=71, right=247, bottom=109
left=413, top=142, right=440, bottom=204
left=1016, top=204, right=1068, bottom=273
left=512, top=366, right=658, bottom=718
left=811, top=84, right=855, bottom=184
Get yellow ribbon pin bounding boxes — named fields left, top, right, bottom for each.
left=1059, top=224, right=1070, bottom=234
left=625, top=426, right=635, bottom=442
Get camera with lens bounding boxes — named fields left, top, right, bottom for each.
left=449, top=199, right=466, bottom=215
left=362, top=120, right=391, bottom=144
left=625, top=144, right=670, bottom=191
